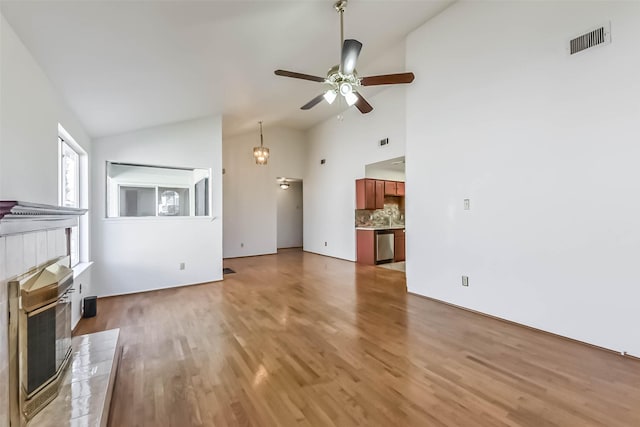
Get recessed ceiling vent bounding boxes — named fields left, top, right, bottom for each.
left=570, top=23, right=611, bottom=55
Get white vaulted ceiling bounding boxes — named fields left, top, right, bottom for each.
left=0, top=0, right=452, bottom=138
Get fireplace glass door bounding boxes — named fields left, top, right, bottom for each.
left=24, top=279, right=72, bottom=396
left=26, top=308, right=57, bottom=394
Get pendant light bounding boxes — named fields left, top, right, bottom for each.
left=253, top=121, right=270, bottom=165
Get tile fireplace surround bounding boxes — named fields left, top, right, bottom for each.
left=0, top=201, right=87, bottom=426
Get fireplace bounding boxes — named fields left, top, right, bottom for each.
left=1, top=201, right=87, bottom=426
left=8, top=256, right=74, bottom=423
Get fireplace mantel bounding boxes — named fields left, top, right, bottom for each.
left=0, top=201, right=87, bottom=236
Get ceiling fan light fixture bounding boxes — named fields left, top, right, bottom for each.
left=344, top=91, right=358, bottom=106
left=339, top=82, right=352, bottom=96
left=323, top=89, right=337, bottom=104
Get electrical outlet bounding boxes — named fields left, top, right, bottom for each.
left=379, top=138, right=389, bottom=146
left=79, top=283, right=82, bottom=294
left=180, top=262, right=185, bottom=270
left=464, top=199, right=470, bottom=210
left=324, top=241, right=327, bottom=246
left=320, top=159, right=326, bottom=165
left=462, top=276, right=469, bottom=287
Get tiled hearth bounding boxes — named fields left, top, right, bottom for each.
left=30, top=329, right=121, bottom=427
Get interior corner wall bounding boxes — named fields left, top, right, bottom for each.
left=222, top=127, right=306, bottom=258
left=91, top=116, right=223, bottom=297
left=406, top=1, right=640, bottom=356
left=304, top=88, right=406, bottom=261
left=0, top=13, right=94, bottom=425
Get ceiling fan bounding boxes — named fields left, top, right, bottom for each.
left=274, top=0, right=415, bottom=114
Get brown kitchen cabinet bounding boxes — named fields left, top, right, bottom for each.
left=384, top=181, right=397, bottom=196
left=355, top=179, right=376, bottom=209
left=356, top=179, right=405, bottom=209
left=375, top=181, right=384, bottom=209
left=356, top=229, right=376, bottom=265
left=394, top=229, right=405, bottom=262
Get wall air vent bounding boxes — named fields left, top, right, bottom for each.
left=569, top=23, right=610, bottom=55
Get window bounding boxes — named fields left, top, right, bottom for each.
left=106, top=162, right=210, bottom=218
left=58, top=129, right=87, bottom=267
left=60, top=138, right=79, bottom=208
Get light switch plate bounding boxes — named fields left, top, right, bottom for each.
left=462, top=276, right=469, bottom=287
left=464, top=199, right=470, bottom=210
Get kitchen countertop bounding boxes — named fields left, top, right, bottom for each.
left=356, top=226, right=405, bottom=230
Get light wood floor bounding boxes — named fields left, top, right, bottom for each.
left=76, top=249, right=640, bottom=427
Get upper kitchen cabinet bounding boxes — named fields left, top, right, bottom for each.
left=383, top=180, right=405, bottom=196
left=375, top=181, right=385, bottom=209
left=356, top=179, right=377, bottom=210
left=384, top=181, right=396, bottom=196
left=357, top=179, right=406, bottom=209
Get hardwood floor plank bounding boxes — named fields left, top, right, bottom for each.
left=75, top=249, right=640, bottom=426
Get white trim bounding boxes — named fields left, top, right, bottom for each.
left=72, top=261, right=93, bottom=279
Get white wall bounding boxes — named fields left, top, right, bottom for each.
left=223, top=127, right=306, bottom=258
left=0, top=13, right=94, bottom=424
left=0, top=15, right=91, bottom=206
left=91, top=116, right=223, bottom=296
left=406, top=1, right=640, bottom=357
left=277, top=181, right=303, bottom=249
left=304, top=88, right=406, bottom=261
left=364, top=168, right=405, bottom=181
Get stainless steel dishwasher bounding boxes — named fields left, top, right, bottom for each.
left=376, top=230, right=394, bottom=263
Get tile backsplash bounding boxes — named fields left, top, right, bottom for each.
left=355, top=200, right=405, bottom=227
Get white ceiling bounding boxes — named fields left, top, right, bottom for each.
left=1, top=0, right=453, bottom=138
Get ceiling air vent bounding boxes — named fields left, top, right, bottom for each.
left=569, top=23, right=611, bottom=55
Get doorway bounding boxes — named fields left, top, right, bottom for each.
left=364, top=157, right=406, bottom=272
left=276, top=178, right=303, bottom=249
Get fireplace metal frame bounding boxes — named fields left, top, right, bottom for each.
left=8, top=256, right=74, bottom=425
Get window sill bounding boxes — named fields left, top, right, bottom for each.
left=72, top=261, right=94, bottom=279
left=102, top=216, right=217, bottom=222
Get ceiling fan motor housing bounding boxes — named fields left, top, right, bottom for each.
left=326, top=66, right=361, bottom=93
left=334, top=0, right=348, bottom=13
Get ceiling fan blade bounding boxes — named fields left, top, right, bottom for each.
left=340, top=39, right=362, bottom=75
left=301, top=93, right=326, bottom=110
left=275, top=69, right=325, bottom=83
left=361, top=72, right=415, bottom=86
left=354, top=92, right=373, bottom=114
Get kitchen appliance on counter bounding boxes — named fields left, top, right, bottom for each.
left=376, top=230, right=394, bottom=263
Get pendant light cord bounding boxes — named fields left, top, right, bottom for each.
left=259, top=121, right=264, bottom=147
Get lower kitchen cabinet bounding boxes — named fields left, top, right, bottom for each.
left=357, top=229, right=406, bottom=265
left=394, top=229, right=405, bottom=262
left=356, top=230, right=375, bottom=265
